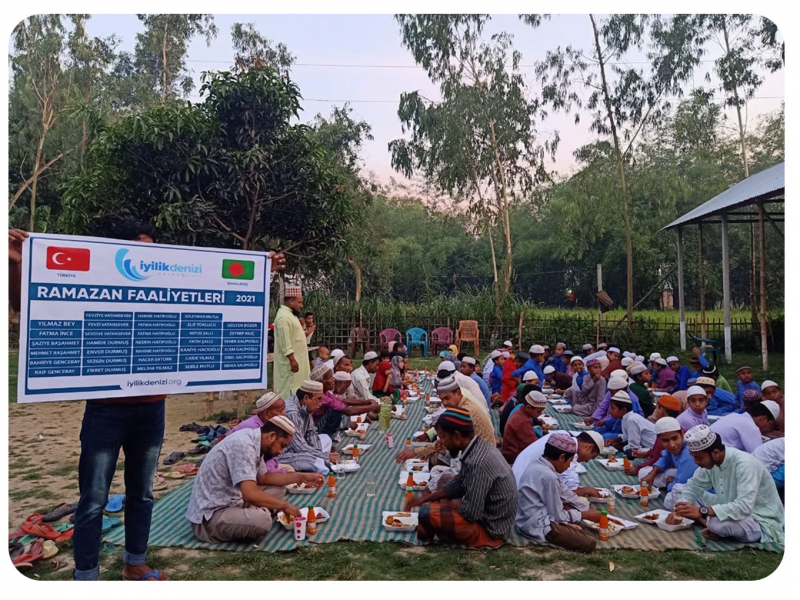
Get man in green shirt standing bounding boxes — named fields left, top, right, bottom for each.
left=273, top=286, right=310, bottom=400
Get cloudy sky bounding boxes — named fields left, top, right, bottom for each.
left=83, top=14, right=784, bottom=183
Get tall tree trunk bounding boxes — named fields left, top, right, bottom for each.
left=29, top=126, right=48, bottom=231
left=348, top=258, right=362, bottom=302
left=591, top=14, right=634, bottom=326
left=488, top=120, right=514, bottom=313
left=161, top=18, right=169, bottom=105
left=470, top=165, right=499, bottom=290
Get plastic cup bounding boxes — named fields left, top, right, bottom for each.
left=293, top=516, right=307, bottom=541
left=386, top=433, right=394, bottom=448
left=365, top=475, right=377, bottom=498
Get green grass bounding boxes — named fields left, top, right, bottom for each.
left=9, top=351, right=18, bottom=402
left=24, top=542, right=782, bottom=581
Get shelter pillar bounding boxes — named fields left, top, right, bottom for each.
left=758, top=203, right=769, bottom=371
left=676, top=227, right=686, bottom=351
left=721, top=214, right=732, bottom=362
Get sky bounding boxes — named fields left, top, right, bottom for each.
left=82, top=14, right=784, bottom=183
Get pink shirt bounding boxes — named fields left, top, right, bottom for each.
left=227, top=414, right=285, bottom=473
left=312, top=391, right=348, bottom=423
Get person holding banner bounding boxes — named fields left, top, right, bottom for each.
left=8, top=223, right=286, bottom=581
left=273, top=285, right=311, bottom=401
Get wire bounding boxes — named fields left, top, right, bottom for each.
left=185, top=58, right=723, bottom=68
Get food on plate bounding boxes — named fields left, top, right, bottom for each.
left=387, top=519, right=406, bottom=527
left=665, top=512, right=683, bottom=525
left=290, top=483, right=308, bottom=490
left=394, top=512, right=412, bottom=518
left=609, top=518, right=624, bottom=527
left=411, top=465, right=425, bottom=471
left=607, top=456, right=618, bottom=464
left=643, top=513, right=660, bottom=521
left=595, top=488, right=608, bottom=497
left=315, top=511, right=325, bottom=520
left=279, top=513, right=291, bottom=525
left=620, top=485, right=636, bottom=495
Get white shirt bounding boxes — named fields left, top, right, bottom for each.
left=512, top=433, right=581, bottom=490
left=710, top=411, right=763, bottom=454
left=351, top=365, right=379, bottom=402
left=752, top=438, right=784, bottom=473
left=621, top=410, right=656, bottom=452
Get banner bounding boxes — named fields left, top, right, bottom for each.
left=17, top=233, right=271, bottom=403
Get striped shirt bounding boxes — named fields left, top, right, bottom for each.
left=445, top=437, right=518, bottom=540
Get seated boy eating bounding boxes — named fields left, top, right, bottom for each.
left=605, top=390, right=656, bottom=458
left=639, top=417, right=697, bottom=510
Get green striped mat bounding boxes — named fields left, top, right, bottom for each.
left=105, top=381, right=782, bottom=553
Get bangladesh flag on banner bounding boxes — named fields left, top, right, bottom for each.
left=222, top=259, right=255, bottom=280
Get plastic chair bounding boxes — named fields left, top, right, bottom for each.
left=688, top=333, right=721, bottom=364
left=348, top=327, right=370, bottom=359
left=430, top=327, right=454, bottom=354
left=456, top=320, right=480, bottom=355
left=379, top=328, right=402, bottom=352
left=405, top=328, right=429, bottom=357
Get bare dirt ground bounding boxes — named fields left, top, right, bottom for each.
left=8, top=390, right=261, bottom=529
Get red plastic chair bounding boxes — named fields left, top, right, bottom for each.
left=430, top=327, right=454, bottom=354
left=379, top=328, right=402, bottom=352
left=348, top=327, right=370, bottom=359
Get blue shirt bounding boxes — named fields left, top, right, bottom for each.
left=671, top=365, right=692, bottom=393
left=654, top=443, right=697, bottom=491
left=697, top=355, right=710, bottom=368
left=471, top=371, right=492, bottom=407
left=491, top=364, right=504, bottom=395
left=707, top=387, right=738, bottom=416
left=548, top=355, right=567, bottom=373
left=735, top=380, right=761, bottom=413
left=512, top=358, right=544, bottom=383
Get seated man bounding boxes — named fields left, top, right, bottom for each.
left=676, top=385, right=710, bottom=431
left=675, top=425, right=784, bottom=544
left=499, top=382, right=540, bottom=436
left=752, top=438, right=784, bottom=502
left=281, top=380, right=340, bottom=474
left=513, top=431, right=603, bottom=499
left=501, top=391, right=547, bottom=464
left=404, top=408, right=517, bottom=548
left=710, top=400, right=778, bottom=453
left=351, top=351, right=382, bottom=403
left=460, top=356, right=492, bottom=408
left=606, top=391, right=656, bottom=457
left=639, top=417, right=697, bottom=510
left=186, top=416, right=323, bottom=544
left=698, top=375, right=737, bottom=417
left=543, top=364, right=572, bottom=393
left=310, top=365, right=379, bottom=437
left=760, top=381, right=784, bottom=439
left=515, top=433, right=602, bottom=553
left=438, top=360, right=489, bottom=415
left=226, top=391, right=289, bottom=476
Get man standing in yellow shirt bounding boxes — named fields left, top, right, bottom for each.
left=273, top=286, right=310, bottom=400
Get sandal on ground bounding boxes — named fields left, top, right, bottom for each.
left=21, top=522, right=61, bottom=541
left=179, top=422, right=202, bottom=432
left=54, top=527, right=74, bottom=542
left=163, top=451, right=185, bottom=465
left=188, top=444, right=210, bottom=455
left=101, top=517, right=121, bottom=533
left=175, top=464, right=198, bottom=476
left=163, top=471, right=185, bottom=479
left=105, top=494, right=125, bottom=512
left=43, top=503, right=78, bottom=522
left=123, top=568, right=165, bottom=581
left=42, top=540, right=59, bottom=559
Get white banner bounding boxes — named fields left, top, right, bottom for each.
left=17, top=233, right=271, bottom=403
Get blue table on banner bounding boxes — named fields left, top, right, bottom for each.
left=17, top=233, right=272, bottom=403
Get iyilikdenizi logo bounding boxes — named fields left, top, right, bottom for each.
left=115, top=249, right=202, bottom=282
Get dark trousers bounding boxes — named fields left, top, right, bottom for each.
left=73, top=400, right=165, bottom=580
left=316, top=409, right=345, bottom=436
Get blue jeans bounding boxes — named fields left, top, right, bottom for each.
left=73, top=400, right=165, bottom=580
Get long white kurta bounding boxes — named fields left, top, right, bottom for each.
left=273, top=305, right=310, bottom=400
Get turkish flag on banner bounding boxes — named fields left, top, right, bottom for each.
left=46, top=246, right=91, bottom=271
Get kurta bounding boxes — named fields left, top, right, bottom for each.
left=621, top=410, right=656, bottom=452
left=571, top=374, right=605, bottom=417
left=681, top=447, right=784, bottom=544
left=455, top=372, right=489, bottom=414
left=629, top=382, right=655, bottom=417
left=710, top=412, right=763, bottom=454
left=351, top=365, right=380, bottom=402
left=273, top=305, right=310, bottom=400
left=281, top=394, right=329, bottom=471
left=671, top=365, right=692, bottom=393
left=512, top=433, right=581, bottom=491
left=653, top=444, right=697, bottom=491
left=500, top=360, right=519, bottom=401
left=471, top=372, right=492, bottom=407
left=501, top=408, right=541, bottom=464
left=708, top=387, right=738, bottom=416
left=414, top=393, right=495, bottom=459
left=715, top=375, right=733, bottom=394
left=515, top=456, right=582, bottom=543
left=676, top=407, right=708, bottom=432
left=765, top=394, right=784, bottom=439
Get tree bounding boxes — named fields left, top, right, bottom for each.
left=231, top=22, right=294, bottom=74
left=391, top=15, right=554, bottom=318
left=528, top=14, right=704, bottom=325
left=61, top=67, right=356, bottom=278
left=134, top=14, right=217, bottom=105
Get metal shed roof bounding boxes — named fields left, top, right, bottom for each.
left=663, top=162, right=784, bottom=230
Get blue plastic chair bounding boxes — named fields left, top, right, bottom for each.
left=405, top=327, right=429, bottom=357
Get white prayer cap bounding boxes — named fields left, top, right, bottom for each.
left=583, top=430, right=605, bottom=454
left=299, top=380, right=323, bottom=394
left=543, top=365, right=556, bottom=375
left=570, top=355, right=584, bottom=365
left=363, top=351, right=378, bottom=361
left=523, top=371, right=540, bottom=382
left=597, top=343, right=608, bottom=350
left=462, top=356, right=476, bottom=366
left=622, top=351, right=633, bottom=359
left=761, top=400, right=780, bottom=420
left=685, top=425, right=717, bottom=452
left=695, top=377, right=716, bottom=388
left=556, top=342, right=567, bottom=349
left=254, top=391, right=282, bottom=412
left=323, top=359, right=335, bottom=371
left=330, top=349, right=345, bottom=363
left=310, top=364, right=331, bottom=381
left=436, top=375, right=460, bottom=393
left=608, top=347, right=620, bottom=354
left=268, top=415, right=296, bottom=436
left=490, top=350, right=502, bottom=360
left=655, top=358, right=667, bottom=366
left=635, top=355, right=645, bottom=363
left=649, top=352, right=662, bottom=361
left=761, top=380, right=779, bottom=391
left=524, top=391, right=548, bottom=408
left=611, top=390, right=631, bottom=404
left=333, top=371, right=351, bottom=382
left=503, top=340, right=513, bottom=348
left=439, top=360, right=455, bottom=372
left=583, top=343, right=593, bottom=350
left=284, top=285, right=302, bottom=297
left=529, top=344, right=545, bottom=354
left=687, top=385, right=706, bottom=398
left=596, top=350, right=608, bottom=357
left=621, top=357, right=634, bottom=367
left=584, top=351, right=601, bottom=362
left=629, top=363, right=647, bottom=376
left=666, top=356, right=679, bottom=364
left=610, top=369, right=629, bottom=380
left=501, top=351, right=510, bottom=358
left=655, top=417, right=681, bottom=435
left=608, top=376, right=628, bottom=391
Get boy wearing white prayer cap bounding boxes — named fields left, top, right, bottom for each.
left=760, top=380, right=784, bottom=438
left=709, top=400, right=777, bottom=454
left=675, top=425, right=784, bottom=544
left=639, top=417, right=698, bottom=510
left=606, top=391, right=656, bottom=457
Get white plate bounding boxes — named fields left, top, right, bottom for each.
left=652, top=391, right=668, bottom=397
left=635, top=509, right=692, bottom=531
left=398, top=471, right=430, bottom=491
left=540, top=416, right=559, bottom=427
left=277, top=507, right=330, bottom=530
left=553, top=405, right=572, bottom=413
left=405, top=459, right=429, bottom=473
left=612, top=484, right=661, bottom=500
left=548, top=398, right=569, bottom=405
left=331, top=460, right=361, bottom=473
left=588, top=488, right=613, bottom=503
left=600, top=446, right=619, bottom=456
left=573, top=422, right=595, bottom=430
left=382, top=511, right=418, bottom=533
left=581, top=519, right=622, bottom=537
left=342, top=443, right=373, bottom=454
left=597, top=458, right=625, bottom=471
left=547, top=393, right=564, bottom=399
left=286, top=482, right=317, bottom=494
left=391, top=405, right=405, bottom=419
